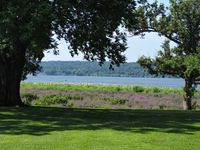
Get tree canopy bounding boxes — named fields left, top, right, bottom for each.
left=0, top=0, right=136, bottom=76
left=130, top=0, right=200, bottom=109
left=0, top=0, right=137, bottom=106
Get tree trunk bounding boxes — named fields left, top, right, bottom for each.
left=0, top=48, right=26, bottom=106
left=183, top=80, right=193, bottom=110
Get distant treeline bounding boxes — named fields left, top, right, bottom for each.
left=40, top=61, right=165, bottom=77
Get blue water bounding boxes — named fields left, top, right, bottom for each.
left=24, top=75, right=190, bottom=88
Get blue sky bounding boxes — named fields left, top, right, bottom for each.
left=43, top=0, right=169, bottom=62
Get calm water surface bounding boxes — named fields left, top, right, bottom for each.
left=24, top=75, right=190, bottom=88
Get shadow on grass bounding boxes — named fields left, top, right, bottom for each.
left=0, top=107, right=200, bottom=135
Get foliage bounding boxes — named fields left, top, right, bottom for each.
left=0, top=0, right=136, bottom=77
left=0, top=0, right=137, bottom=106
left=21, top=93, right=38, bottom=106
left=132, top=86, right=145, bottom=92
left=21, top=83, right=184, bottom=94
left=21, top=83, right=200, bottom=109
left=35, top=94, right=68, bottom=106
left=130, top=0, right=200, bottom=109
left=103, top=97, right=128, bottom=105
left=35, top=94, right=83, bottom=106
left=158, top=104, right=167, bottom=110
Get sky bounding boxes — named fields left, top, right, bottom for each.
left=42, top=0, right=169, bottom=62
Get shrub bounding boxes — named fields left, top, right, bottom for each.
left=35, top=94, right=83, bottom=106
left=103, top=97, right=128, bottom=105
left=67, top=94, right=84, bottom=100
left=159, top=104, right=167, bottom=110
left=35, top=94, right=68, bottom=106
left=21, top=93, right=38, bottom=106
left=152, top=87, right=161, bottom=93
left=115, top=87, right=122, bottom=92
left=132, top=86, right=144, bottom=93
left=192, top=101, right=200, bottom=110
left=153, top=93, right=162, bottom=98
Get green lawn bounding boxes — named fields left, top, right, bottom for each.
left=0, top=107, right=200, bottom=150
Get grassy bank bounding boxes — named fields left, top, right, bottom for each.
left=21, top=82, right=183, bottom=93
left=0, top=107, right=200, bottom=150
left=20, top=83, right=200, bottom=110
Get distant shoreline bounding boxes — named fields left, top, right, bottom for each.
left=38, top=73, right=178, bottom=78
left=29, top=73, right=180, bottom=79
left=39, top=61, right=174, bottom=78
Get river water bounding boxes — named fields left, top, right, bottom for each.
left=24, top=75, right=190, bottom=88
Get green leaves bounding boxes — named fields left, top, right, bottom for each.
left=134, top=0, right=200, bottom=80
left=134, top=0, right=200, bottom=109
left=57, top=0, right=135, bottom=67
left=0, top=0, right=137, bottom=76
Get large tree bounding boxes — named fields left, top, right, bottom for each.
left=129, top=0, right=200, bottom=110
left=0, top=0, right=136, bottom=106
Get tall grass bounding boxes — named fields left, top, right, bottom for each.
left=21, top=82, right=184, bottom=94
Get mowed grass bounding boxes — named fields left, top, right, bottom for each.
left=0, top=107, right=200, bottom=150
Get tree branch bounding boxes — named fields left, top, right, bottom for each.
left=132, top=28, right=181, bottom=45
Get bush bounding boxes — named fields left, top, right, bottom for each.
left=132, top=86, right=144, bottom=93
left=35, top=94, right=83, bottom=106
left=192, top=101, right=200, bottom=110
left=35, top=94, right=68, bottom=106
left=103, top=97, right=128, bottom=105
left=152, top=87, right=161, bottom=93
left=65, top=94, right=84, bottom=100
left=115, top=87, right=122, bottom=92
left=21, top=93, right=38, bottom=106
left=159, top=104, right=167, bottom=110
